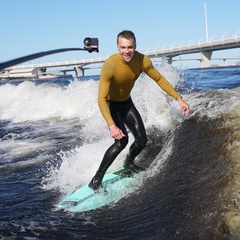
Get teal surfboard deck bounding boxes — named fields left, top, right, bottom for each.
left=57, top=167, right=140, bottom=212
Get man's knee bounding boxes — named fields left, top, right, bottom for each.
left=135, top=136, right=147, bottom=151
left=117, top=136, right=129, bottom=150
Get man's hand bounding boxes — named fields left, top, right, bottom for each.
left=109, top=124, right=125, bottom=140
left=178, top=98, right=190, bottom=116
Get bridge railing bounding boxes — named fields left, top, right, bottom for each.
left=145, top=30, right=240, bottom=57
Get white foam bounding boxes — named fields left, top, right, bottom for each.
left=0, top=79, right=100, bottom=123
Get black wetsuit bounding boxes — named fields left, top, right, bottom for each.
left=89, top=98, right=147, bottom=190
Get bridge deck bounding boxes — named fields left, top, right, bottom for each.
left=1, top=34, right=240, bottom=78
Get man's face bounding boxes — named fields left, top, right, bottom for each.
left=117, top=36, right=136, bottom=63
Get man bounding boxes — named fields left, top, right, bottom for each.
left=89, top=30, right=190, bottom=191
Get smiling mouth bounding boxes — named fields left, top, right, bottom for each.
left=123, top=54, right=132, bottom=60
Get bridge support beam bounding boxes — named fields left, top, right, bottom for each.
left=167, top=57, right=173, bottom=65
left=32, top=68, right=40, bottom=77
left=201, top=50, right=212, bottom=68
left=74, top=66, right=84, bottom=77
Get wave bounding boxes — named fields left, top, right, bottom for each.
left=1, top=64, right=240, bottom=237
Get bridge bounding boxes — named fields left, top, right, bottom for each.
left=1, top=31, right=240, bottom=79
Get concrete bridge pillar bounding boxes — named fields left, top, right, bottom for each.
left=167, top=57, right=173, bottom=65
left=62, top=70, right=68, bottom=75
left=32, top=68, right=40, bottom=77
left=201, top=50, right=212, bottom=68
left=74, top=66, right=84, bottom=77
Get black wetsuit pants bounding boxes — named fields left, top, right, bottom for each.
left=96, top=97, right=147, bottom=179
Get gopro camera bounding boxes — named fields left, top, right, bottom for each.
left=83, top=37, right=99, bottom=53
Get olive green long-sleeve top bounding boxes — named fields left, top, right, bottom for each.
left=98, top=51, right=181, bottom=126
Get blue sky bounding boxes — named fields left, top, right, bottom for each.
left=1, top=0, right=240, bottom=69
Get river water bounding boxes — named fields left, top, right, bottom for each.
left=1, top=63, right=240, bottom=239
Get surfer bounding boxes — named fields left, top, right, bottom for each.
left=89, top=30, right=190, bottom=191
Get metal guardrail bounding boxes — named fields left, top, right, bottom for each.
left=145, top=30, right=240, bottom=58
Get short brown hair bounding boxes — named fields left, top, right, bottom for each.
left=117, top=30, right=136, bottom=44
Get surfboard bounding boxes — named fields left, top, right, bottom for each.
left=57, top=167, right=142, bottom=212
